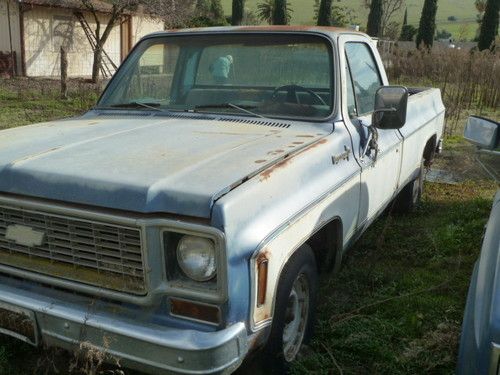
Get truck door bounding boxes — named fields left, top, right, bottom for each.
left=340, top=37, right=403, bottom=225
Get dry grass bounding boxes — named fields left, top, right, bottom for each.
left=384, top=47, right=500, bottom=136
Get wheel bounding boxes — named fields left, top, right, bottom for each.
left=270, top=84, right=326, bottom=106
left=261, top=244, right=318, bottom=373
left=393, top=158, right=424, bottom=213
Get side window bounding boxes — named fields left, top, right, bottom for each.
left=345, top=57, right=357, bottom=118
left=345, top=43, right=382, bottom=116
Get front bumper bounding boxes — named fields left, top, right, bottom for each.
left=0, top=282, right=248, bottom=375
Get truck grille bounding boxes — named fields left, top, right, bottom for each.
left=0, top=204, right=146, bottom=295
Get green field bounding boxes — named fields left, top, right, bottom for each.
left=221, top=0, right=480, bottom=40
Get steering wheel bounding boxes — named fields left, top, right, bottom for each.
left=270, top=84, right=327, bottom=106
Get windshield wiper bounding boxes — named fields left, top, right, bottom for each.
left=193, top=102, right=266, bottom=119
left=97, top=101, right=164, bottom=112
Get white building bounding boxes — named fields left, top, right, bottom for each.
left=0, top=0, right=164, bottom=77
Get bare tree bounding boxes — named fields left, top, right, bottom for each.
left=78, top=0, right=194, bottom=83
left=364, top=0, right=405, bottom=38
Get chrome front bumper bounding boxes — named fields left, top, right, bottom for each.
left=0, top=282, right=248, bottom=375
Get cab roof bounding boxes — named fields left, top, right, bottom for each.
left=149, top=25, right=367, bottom=38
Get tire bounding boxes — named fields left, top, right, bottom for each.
left=393, top=158, right=424, bottom=214
left=261, top=245, right=318, bottom=373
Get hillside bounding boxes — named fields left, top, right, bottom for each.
left=220, top=0, right=480, bottom=40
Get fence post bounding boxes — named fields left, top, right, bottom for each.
left=60, top=46, right=68, bottom=99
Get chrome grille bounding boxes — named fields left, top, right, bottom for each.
left=0, top=204, right=145, bottom=295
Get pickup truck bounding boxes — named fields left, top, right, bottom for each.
left=0, top=26, right=445, bottom=374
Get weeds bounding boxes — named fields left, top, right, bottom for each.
left=382, top=47, right=500, bottom=136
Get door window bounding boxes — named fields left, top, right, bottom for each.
left=345, top=43, right=382, bottom=116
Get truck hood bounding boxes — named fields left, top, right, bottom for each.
left=0, top=114, right=328, bottom=218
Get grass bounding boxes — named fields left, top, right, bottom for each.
left=220, top=0, right=480, bottom=39
left=0, top=79, right=99, bottom=130
left=292, top=177, right=497, bottom=374
left=0, top=78, right=498, bottom=374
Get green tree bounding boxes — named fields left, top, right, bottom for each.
left=195, top=0, right=210, bottom=13
left=400, top=24, right=417, bottom=41
left=366, top=0, right=383, bottom=37
left=478, top=0, right=499, bottom=50
left=210, top=0, right=225, bottom=21
left=416, top=0, right=438, bottom=48
left=257, top=0, right=292, bottom=24
left=273, top=0, right=288, bottom=25
left=313, top=0, right=357, bottom=27
left=232, top=0, right=245, bottom=25
left=317, top=0, right=332, bottom=26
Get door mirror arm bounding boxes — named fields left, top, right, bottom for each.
left=360, top=122, right=379, bottom=162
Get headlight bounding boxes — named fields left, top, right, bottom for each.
left=176, top=235, right=216, bottom=282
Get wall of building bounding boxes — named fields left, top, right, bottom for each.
left=0, top=0, right=22, bottom=75
left=131, top=15, right=164, bottom=46
left=23, top=5, right=121, bottom=77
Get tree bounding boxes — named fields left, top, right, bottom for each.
left=364, top=0, right=404, bottom=37
left=210, top=0, right=225, bottom=22
left=399, top=7, right=416, bottom=41
left=366, top=0, right=383, bottom=37
left=232, top=0, right=245, bottom=25
left=273, top=0, right=288, bottom=25
left=313, top=0, right=358, bottom=27
left=257, top=0, right=292, bottom=24
left=416, top=0, right=438, bottom=49
left=317, top=0, right=332, bottom=26
left=190, top=0, right=227, bottom=26
left=478, top=0, right=499, bottom=50
left=78, top=0, right=194, bottom=83
left=436, top=28, right=452, bottom=39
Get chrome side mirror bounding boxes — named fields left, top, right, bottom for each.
left=464, top=116, right=499, bottom=150
left=372, top=86, right=408, bottom=130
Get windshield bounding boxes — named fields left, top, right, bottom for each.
left=98, top=33, right=334, bottom=120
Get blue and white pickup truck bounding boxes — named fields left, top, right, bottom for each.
left=0, top=27, right=444, bottom=374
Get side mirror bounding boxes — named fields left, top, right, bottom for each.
left=464, top=116, right=499, bottom=150
left=372, top=86, right=408, bottom=130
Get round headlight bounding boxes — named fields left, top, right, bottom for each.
left=177, top=235, right=216, bottom=281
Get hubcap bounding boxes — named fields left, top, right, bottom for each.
left=282, top=273, right=309, bottom=362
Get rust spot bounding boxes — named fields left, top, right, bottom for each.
left=293, top=141, right=304, bottom=145
left=254, top=159, right=267, bottom=164
left=259, top=138, right=328, bottom=181
left=87, top=121, right=99, bottom=125
left=275, top=149, right=285, bottom=153
left=257, top=248, right=270, bottom=262
left=259, top=158, right=292, bottom=181
left=296, top=135, right=315, bottom=138
left=303, top=138, right=328, bottom=151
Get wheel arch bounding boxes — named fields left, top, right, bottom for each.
left=250, top=215, right=344, bottom=330
left=423, top=134, right=437, bottom=167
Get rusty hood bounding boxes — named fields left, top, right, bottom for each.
left=0, top=114, right=328, bottom=218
